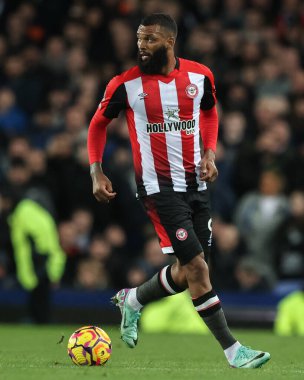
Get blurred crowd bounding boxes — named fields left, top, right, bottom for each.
left=0, top=0, right=304, bottom=294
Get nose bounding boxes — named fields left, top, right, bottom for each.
left=137, top=38, right=147, bottom=50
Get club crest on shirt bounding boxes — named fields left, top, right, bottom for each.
left=176, top=228, right=188, bottom=241
left=185, top=83, right=198, bottom=98
left=138, top=92, right=148, bottom=100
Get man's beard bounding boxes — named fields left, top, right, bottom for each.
left=137, top=46, right=169, bottom=74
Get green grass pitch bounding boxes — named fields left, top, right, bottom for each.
left=0, top=325, right=303, bottom=380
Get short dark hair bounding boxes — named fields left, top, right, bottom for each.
left=140, top=13, right=177, bottom=37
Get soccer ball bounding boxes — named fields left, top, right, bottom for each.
left=67, top=325, right=112, bottom=366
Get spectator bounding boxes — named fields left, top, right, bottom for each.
left=75, top=259, right=108, bottom=290
left=211, top=220, right=244, bottom=290
left=65, top=106, right=87, bottom=143
left=274, top=191, right=304, bottom=280
left=43, top=36, right=67, bottom=74
left=0, top=87, right=27, bottom=136
left=235, top=257, right=275, bottom=292
left=71, top=207, right=94, bottom=252
left=58, top=220, right=80, bottom=286
left=235, top=169, right=289, bottom=273
left=133, top=237, right=172, bottom=280
left=0, top=185, right=66, bottom=323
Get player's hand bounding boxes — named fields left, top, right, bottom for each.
left=199, top=149, right=218, bottom=183
left=90, top=163, right=117, bottom=203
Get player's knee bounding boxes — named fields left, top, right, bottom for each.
left=184, top=254, right=209, bottom=282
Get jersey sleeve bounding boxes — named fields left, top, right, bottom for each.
left=99, top=75, right=128, bottom=119
left=87, top=75, right=127, bottom=164
left=200, top=68, right=217, bottom=111
left=87, top=111, right=111, bottom=164
left=199, top=104, right=219, bottom=153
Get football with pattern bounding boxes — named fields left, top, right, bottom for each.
left=67, top=326, right=112, bottom=366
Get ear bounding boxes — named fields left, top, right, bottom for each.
left=166, top=36, right=175, bottom=49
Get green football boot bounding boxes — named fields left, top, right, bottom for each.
left=230, top=345, right=270, bottom=368
left=112, top=288, right=141, bottom=348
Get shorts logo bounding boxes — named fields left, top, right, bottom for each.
left=176, top=228, right=188, bottom=241
left=185, top=84, right=198, bottom=98
left=208, top=218, right=212, bottom=247
left=208, top=218, right=212, bottom=232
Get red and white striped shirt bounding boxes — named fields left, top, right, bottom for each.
left=88, top=57, right=218, bottom=196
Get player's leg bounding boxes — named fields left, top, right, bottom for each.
left=112, top=259, right=187, bottom=348
left=185, top=192, right=270, bottom=368
left=182, top=253, right=270, bottom=368
left=155, top=193, right=243, bottom=365
left=183, top=254, right=239, bottom=351
left=186, top=192, right=238, bottom=352
left=136, top=259, right=187, bottom=304
left=112, top=193, right=189, bottom=348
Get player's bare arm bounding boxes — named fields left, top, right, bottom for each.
left=200, top=148, right=218, bottom=183
left=90, top=162, right=117, bottom=203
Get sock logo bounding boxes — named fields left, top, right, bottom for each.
left=176, top=228, right=188, bottom=241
